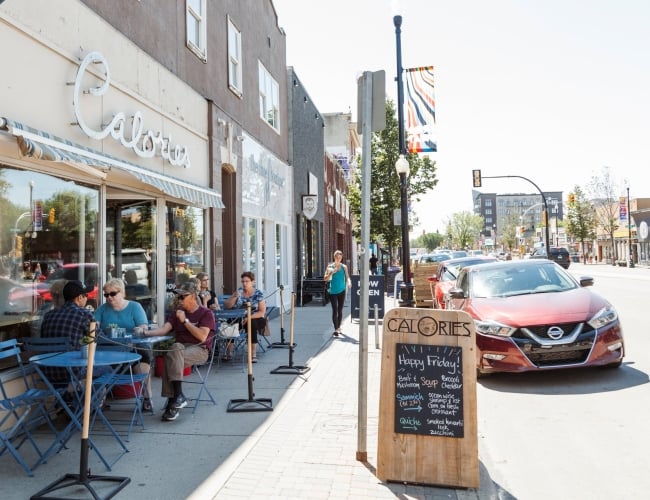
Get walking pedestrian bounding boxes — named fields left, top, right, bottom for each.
left=324, top=250, right=350, bottom=337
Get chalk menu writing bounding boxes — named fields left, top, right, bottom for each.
left=394, top=343, right=464, bottom=438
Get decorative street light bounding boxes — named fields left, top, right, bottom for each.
left=394, top=15, right=414, bottom=307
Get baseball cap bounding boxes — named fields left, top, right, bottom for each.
left=174, top=281, right=199, bottom=297
left=63, top=280, right=94, bottom=301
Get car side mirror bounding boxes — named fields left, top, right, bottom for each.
left=579, top=276, right=594, bottom=287
left=448, top=287, right=465, bottom=299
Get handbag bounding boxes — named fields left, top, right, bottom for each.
left=219, top=322, right=240, bottom=338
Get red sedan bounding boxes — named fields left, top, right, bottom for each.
left=428, top=256, right=497, bottom=309
left=447, top=259, right=624, bottom=377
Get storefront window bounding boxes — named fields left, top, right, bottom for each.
left=0, top=165, right=99, bottom=367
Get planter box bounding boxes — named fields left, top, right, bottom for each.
left=154, top=356, right=191, bottom=377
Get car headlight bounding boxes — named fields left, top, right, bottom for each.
left=474, top=319, right=516, bottom=337
left=587, top=306, right=618, bottom=329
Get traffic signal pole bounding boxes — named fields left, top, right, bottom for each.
left=477, top=173, right=550, bottom=252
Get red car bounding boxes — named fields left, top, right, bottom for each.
left=447, top=259, right=624, bottom=377
left=36, top=263, right=99, bottom=309
left=428, top=256, right=497, bottom=309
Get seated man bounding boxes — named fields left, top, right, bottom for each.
left=40, top=280, right=95, bottom=385
left=146, top=281, right=215, bottom=421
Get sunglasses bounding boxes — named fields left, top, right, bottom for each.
left=103, top=291, right=119, bottom=298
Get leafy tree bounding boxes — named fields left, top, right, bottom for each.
left=350, top=100, right=438, bottom=259
left=565, top=185, right=597, bottom=262
left=446, top=211, right=484, bottom=249
left=586, top=166, right=620, bottom=263
left=413, top=231, right=445, bottom=252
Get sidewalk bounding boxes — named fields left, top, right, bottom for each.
left=4, top=297, right=500, bottom=499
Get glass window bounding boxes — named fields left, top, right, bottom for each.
left=0, top=165, right=99, bottom=368
left=186, top=0, right=207, bottom=61
left=228, top=17, right=242, bottom=95
left=258, top=62, right=280, bottom=131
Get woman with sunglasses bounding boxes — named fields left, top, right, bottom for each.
left=94, top=278, right=154, bottom=412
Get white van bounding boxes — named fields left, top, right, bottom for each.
left=112, top=248, right=150, bottom=287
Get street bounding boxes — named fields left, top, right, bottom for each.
left=476, top=262, right=650, bottom=499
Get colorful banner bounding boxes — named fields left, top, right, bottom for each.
left=404, top=66, right=437, bottom=153
left=619, top=197, right=628, bottom=221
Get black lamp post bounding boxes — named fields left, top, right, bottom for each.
left=627, top=185, right=634, bottom=268
left=394, top=15, right=414, bottom=307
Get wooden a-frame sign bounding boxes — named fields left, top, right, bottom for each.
left=377, top=307, right=479, bottom=488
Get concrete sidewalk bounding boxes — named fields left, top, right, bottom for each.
left=4, top=296, right=500, bottom=499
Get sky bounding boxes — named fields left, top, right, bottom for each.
left=273, top=0, right=650, bottom=234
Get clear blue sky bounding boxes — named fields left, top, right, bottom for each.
left=274, top=0, right=650, bottom=234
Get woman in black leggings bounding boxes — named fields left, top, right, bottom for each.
left=324, top=250, right=349, bottom=336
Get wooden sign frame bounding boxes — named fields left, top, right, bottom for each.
left=377, top=307, right=479, bottom=488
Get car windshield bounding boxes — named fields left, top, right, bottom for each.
left=470, top=264, right=577, bottom=298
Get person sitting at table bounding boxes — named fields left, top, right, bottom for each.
left=94, top=278, right=154, bottom=413
left=196, top=272, right=219, bottom=311
left=223, top=271, right=267, bottom=363
left=145, top=281, right=215, bottom=422
left=40, top=280, right=95, bottom=386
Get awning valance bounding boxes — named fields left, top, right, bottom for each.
left=0, top=117, right=225, bottom=209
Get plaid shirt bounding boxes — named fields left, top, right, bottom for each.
left=40, top=301, right=94, bottom=383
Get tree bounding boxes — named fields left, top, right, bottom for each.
left=586, top=166, right=620, bottom=263
left=565, top=185, right=597, bottom=263
left=350, top=100, right=438, bottom=259
left=413, top=231, right=445, bottom=252
left=446, top=211, right=484, bottom=249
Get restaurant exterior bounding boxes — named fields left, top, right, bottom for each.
left=0, top=3, right=223, bottom=365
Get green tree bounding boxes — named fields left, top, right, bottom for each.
left=446, top=211, right=484, bottom=249
left=565, top=185, right=597, bottom=262
left=586, top=166, right=620, bottom=263
left=413, top=231, right=445, bottom=252
left=350, top=100, right=438, bottom=258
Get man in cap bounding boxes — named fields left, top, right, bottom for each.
left=41, top=279, right=94, bottom=349
left=146, top=281, right=215, bottom=421
left=40, top=279, right=95, bottom=385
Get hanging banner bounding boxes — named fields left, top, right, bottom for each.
left=404, top=66, right=437, bottom=153
left=619, top=197, right=628, bottom=221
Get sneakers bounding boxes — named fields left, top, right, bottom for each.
left=161, top=395, right=188, bottom=421
left=161, top=406, right=179, bottom=421
left=172, top=394, right=188, bottom=409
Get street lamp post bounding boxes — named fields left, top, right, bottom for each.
left=394, top=15, right=414, bottom=307
left=627, top=185, right=634, bottom=268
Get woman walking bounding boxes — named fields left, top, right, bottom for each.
left=324, top=250, right=350, bottom=337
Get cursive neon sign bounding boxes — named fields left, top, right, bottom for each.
left=73, top=51, right=191, bottom=168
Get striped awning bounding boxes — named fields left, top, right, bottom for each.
left=0, top=117, right=225, bottom=209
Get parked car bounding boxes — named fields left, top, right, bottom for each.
left=428, top=256, right=497, bottom=309
left=0, top=276, right=42, bottom=318
left=450, top=250, right=468, bottom=259
left=36, top=263, right=99, bottom=309
left=447, top=259, right=624, bottom=377
left=116, top=248, right=150, bottom=286
left=416, top=253, right=451, bottom=264
left=530, top=246, right=571, bottom=269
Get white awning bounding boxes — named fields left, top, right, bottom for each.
left=0, top=117, right=225, bottom=209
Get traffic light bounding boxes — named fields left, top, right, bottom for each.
left=542, top=211, right=547, bottom=226
left=48, top=207, right=55, bottom=223
left=15, top=235, right=22, bottom=252
left=472, top=169, right=482, bottom=188
left=521, top=226, right=526, bottom=235
left=568, top=193, right=575, bottom=207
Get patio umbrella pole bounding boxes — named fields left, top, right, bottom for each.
left=227, top=303, right=273, bottom=412
left=271, top=293, right=310, bottom=375
left=31, top=322, right=131, bottom=500
left=271, top=286, right=296, bottom=348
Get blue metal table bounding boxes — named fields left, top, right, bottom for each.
left=30, top=350, right=141, bottom=469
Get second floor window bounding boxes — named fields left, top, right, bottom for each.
left=259, top=62, right=279, bottom=131
left=186, top=0, right=207, bottom=61
left=228, top=17, right=242, bottom=95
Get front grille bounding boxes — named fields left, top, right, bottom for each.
left=512, top=326, right=596, bottom=367
left=515, top=322, right=591, bottom=341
